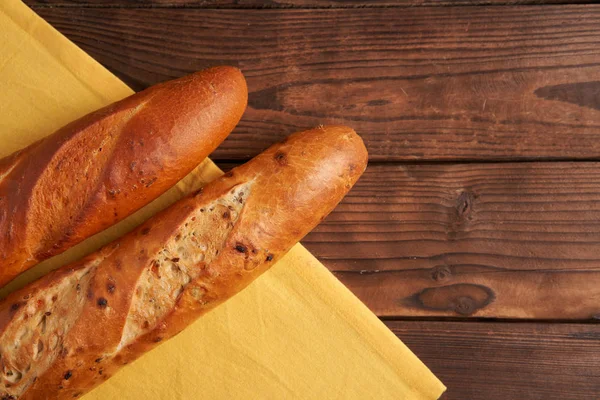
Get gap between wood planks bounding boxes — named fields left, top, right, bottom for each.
left=218, top=157, right=600, bottom=166
left=380, top=316, right=600, bottom=323
left=24, top=0, right=598, bottom=9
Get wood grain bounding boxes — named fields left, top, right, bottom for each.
left=285, top=161, right=600, bottom=319
left=23, top=0, right=591, bottom=8
left=389, top=321, right=600, bottom=400
left=20, top=4, right=600, bottom=396
left=31, top=6, right=600, bottom=162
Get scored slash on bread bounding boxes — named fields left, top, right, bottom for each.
left=0, top=67, right=248, bottom=289
left=0, top=125, right=368, bottom=400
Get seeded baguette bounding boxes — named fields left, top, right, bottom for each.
left=0, top=125, right=367, bottom=400
left=0, top=67, right=247, bottom=288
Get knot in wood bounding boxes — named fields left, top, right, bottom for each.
left=431, top=265, right=451, bottom=282
left=453, top=296, right=476, bottom=315
left=456, top=190, right=475, bottom=219
left=410, top=283, right=494, bottom=316
left=448, top=190, right=476, bottom=239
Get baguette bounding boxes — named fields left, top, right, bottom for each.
left=0, top=125, right=367, bottom=400
left=0, top=67, right=247, bottom=287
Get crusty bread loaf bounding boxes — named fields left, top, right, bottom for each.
left=0, top=66, right=247, bottom=288
left=0, top=125, right=367, bottom=400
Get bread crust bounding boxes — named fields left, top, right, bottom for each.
left=0, top=67, right=248, bottom=287
left=0, top=125, right=367, bottom=400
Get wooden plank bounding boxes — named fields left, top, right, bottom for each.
left=388, top=321, right=600, bottom=400
left=31, top=6, right=600, bottom=162
left=281, top=161, right=600, bottom=319
left=23, top=0, right=591, bottom=8
left=339, top=267, right=600, bottom=319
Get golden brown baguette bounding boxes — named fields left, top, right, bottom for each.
left=0, top=66, right=247, bottom=288
left=0, top=125, right=367, bottom=400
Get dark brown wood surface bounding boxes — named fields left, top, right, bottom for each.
left=24, top=0, right=592, bottom=7
left=18, top=0, right=600, bottom=398
left=220, top=162, right=600, bottom=319
left=30, top=5, right=600, bottom=162
left=390, top=321, right=600, bottom=400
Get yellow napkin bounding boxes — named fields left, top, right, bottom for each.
left=0, top=1, right=446, bottom=398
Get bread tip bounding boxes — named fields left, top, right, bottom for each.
left=204, top=65, right=245, bottom=81
left=185, top=66, right=247, bottom=93
left=319, top=124, right=368, bottom=165
left=208, top=65, right=248, bottom=103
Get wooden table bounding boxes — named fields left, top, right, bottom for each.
left=26, top=0, right=600, bottom=398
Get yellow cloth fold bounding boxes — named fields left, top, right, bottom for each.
left=0, top=1, right=445, bottom=398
